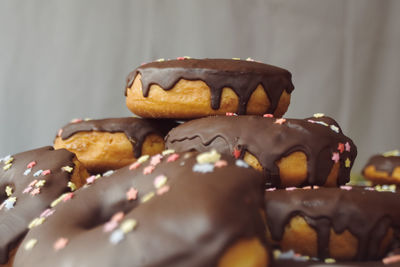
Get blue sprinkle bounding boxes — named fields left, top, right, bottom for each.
left=192, top=163, right=214, bottom=173
left=103, top=170, right=114, bottom=177
left=24, top=169, right=32, bottom=176
left=235, top=159, right=249, bottom=168
left=278, top=250, right=296, bottom=260
left=109, top=229, right=125, bottom=244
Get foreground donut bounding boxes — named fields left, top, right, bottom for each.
left=362, top=150, right=400, bottom=185
left=54, top=117, right=177, bottom=173
left=0, top=146, right=88, bottom=266
left=264, top=186, right=400, bottom=261
left=125, top=58, right=294, bottom=119
left=14, top=150, right=269, bottom=267
left=166, top=114, right=357, bottom=187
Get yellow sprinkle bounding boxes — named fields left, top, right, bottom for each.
left=383, top=150, right=400, bottom=157
left=345, top=158, right=351, bottom=168
left=324, top=258, right=336, bottom=263
left=232, top=58, right=240, bottom=60
left=141, top=192, right=155, bottom=203
left=156, top=58, right=165, bottom=62
left=95, top=174, right=101, bottom=180
left=3, top=163, right=12, bottom=170
left=28, top=217, right=45, bottom=229
left=4, top=157, right=14, bottom=165
left=51, top=193, right=68, bottom=207
left=68, top=182, right=76, bottom=191
left=137, top=155, right=150, bottom=164
left=196, top=149, right=221, bottom=164
left=313, top=113, right=325, bottom=118
left=24, top=239, right=38, bottom=250
left=272, top=250, right=281, bottom=259
left=5, top=186, right=13, bottom=197
left=162, top=149, right=175, bottom=156
left=183, top=56, right=191, bottom=59
left=35, top=180, right=46, bottom=188
left=120, top=219, right=138, bottom=234
left=62, top=166, right=74, bottom=173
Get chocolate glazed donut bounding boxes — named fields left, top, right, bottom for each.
left=14, top=151, right=269, bottom=267
left=363, top=151, right=400, bottom=185
left=165, top=115, right=357, bottom=188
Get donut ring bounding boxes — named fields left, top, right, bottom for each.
left=165, top=114, right=357, bottom=188
left=264, top=186, right=400, bottom=261
left=362, top=150, right=400, bottom=185
left=125, top=58, right=294, bottom=119
left=0, top=146, right=88, bottom=266
left=54, top=117, right=177, bottom=174
left=14, top=150, right=269, bottom=267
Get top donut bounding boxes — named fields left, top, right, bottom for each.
left=125, top=58, right=294, bottom=119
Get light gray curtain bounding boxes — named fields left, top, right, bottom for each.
left=1, top=0, right=399, bottom=173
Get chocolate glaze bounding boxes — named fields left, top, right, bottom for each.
left=274, top=259, right=400, bottom=267
left=165, top=115, right=357, bottom=187
left=14, top=152, right=267, bottom=267
left=264, top=187, right=400, bottom=261
left=126, top=58, right=295, bottom=115
left=363, top=154, right=400, bottom=176
left=0, top=147, right=76, bottom=264
left=59, top=117, right=178, bottom=158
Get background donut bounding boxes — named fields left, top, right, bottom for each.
left=362, top=150, right=400, bottom=185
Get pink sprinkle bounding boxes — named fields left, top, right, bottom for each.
left=40, top=208, right=55, bottom=218
left=263, top=114, right=274, bottom=118
left=86, top=175, right=96, bottom=184
left=338, top=143, right=345, bottom=154
left=383, top=255, right=400, bottom=264
left=274, top=118, right=286, bottom=125
left=226, top=112, right=237, bottom=116
left=63, top=193, right=74, bottom=202
left=23, top=186, right=33, bottom=194
left=167, top=153, right=180, bottom=162
left=30, top=187, right=41, bottom=196
left=150, top=154, right=163, bottom=166
left=266, top=188, right=276, bottom=192
left=340, top=186, right=352, bottom=191
left=143, top=165, right=155, bottom=175
left=71, top=118, right=82, bottom=123
left=302, top=186, right=312, bottom=190
left=345, top=142, right=351, bottom=152
left=41, top=170, right=51, bottom=176
left=129, top=162, right=141, bottom=170
left=54, top=238, right=68, bottom=251
left=177, top=57, right=185, bottom=60
left=313, top=186, right=320, bottom=189
left=111, top=212, right=124, bottom=223
left=214, top=160, right=228, bottom=168
left=58, top=128, right=63, bottom=137
left=103, top=221, right=118, bottom=232
left=27, top=161, right=37, bottom=169
left=157, top=185, right=170, bottom=195
left=29, top=180, right=38, bottom=187
left=286, top=187, right=297, bottom=191
left=332, top=152, right=340, bottom=163
left=126, top=187, right=138, bottom=201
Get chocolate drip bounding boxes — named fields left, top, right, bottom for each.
left=0, top=147, right=76, bottom=264
left=264, top=187, right=400, bottom=261
left=165, top=115, right=357, bottom=187
left=126, top=59, right=294, bottom=115
left=363, top=155, right=400, bottom=176
left=59, top=118, right=178, bottom=158
left=14, top=152, right=267, bottom=267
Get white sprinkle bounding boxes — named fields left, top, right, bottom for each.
left=192, top=163, right=215, bottom=173
left=109, top=229, right=125, bottom=244
left=235, top=159, right=249, bottom=168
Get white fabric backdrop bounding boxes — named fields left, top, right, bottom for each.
left=0, top=0, right=399, bottom=173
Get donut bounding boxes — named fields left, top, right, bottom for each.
left=0, top=146, right=88, bottom=266
left=14, top=150, right=269, bottom=267
left=165, top=114, right=357, bottom=188
left=264, top=186, right=400, bottom=261
left=54, top=117, right=178, bottom=174
left=362, top=150, right=400, bottom=185
left=125, top=58, right=294, bottom=119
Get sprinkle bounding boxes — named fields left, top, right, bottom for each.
left=51, top=194, right=68, bottom=207
left=27, top=161, right=37, bottom=169
left=277, top=250, right=296, bottom=260
left=263, top=114, right=274, bottom=118
left=193, top=163, right=214, bottom=173
left=364, top=187, right=375, bottom=191
left=24, top=168, right=32, bottom=176
left=30, top=188, right=41, bottom=196
left=340, top=186, right=352, bottom=190
left=274, top=118, right=286, bottom=125
left=33, top=170, right=43, bottom=177
left=232, top=57, right=240, bottom=60
left=3, top=163, right=12, bottom=171
left=54, top=238, right=68, bottom=251
left=103, top=170, right=114, bottom=177
left=111, top=212, right=125, bottom=223
left=141, top=192, right=155, bottom=203
left=40, top=208, right=55, bottom=218
left=225, top=112, right=237, bottom=116
left=156, top=58, right=165, bottom=62
left=0, top=155, right=11, bottom=163
left=63, top=192, right=74, bottom=202
left=383, top=150, right=400, bottom=157
left=109, top=229, right=125, bottom=244
left=23, top=186, right=32, bottom=194
left=246, top=57, right=255, bottom=61
left=153, top=175, right=167, bottom=189
left=330, top=125, right=340, bottom=133
left=103, top=221, right=118, bottom=233
left=177, top=56, right=185, bottom=60
left=150, top=154, right=163, bottom=166
left=86, top=175, right=96, bottom=184
left=235, top=159, right=249, bottom=168
left=120, top=219, right=137, bottom=233
left=157, top=185, right=170, bottom=195
left=4, top=157, right=14, bottom=165
left=28, top=217, right=45, bottom=229
left=266, top=188, right=276, bottom=192
left=325, top=258, right=336, bottom=263
left=383, top=254, right=400, bottom=264
left=196, top=150, right=221, bottom=164
left=57, top=128, right=63, bottom=137
left=129, top=162, right=141, bottom=170
left=35, top=180, right=46, bottom=187
left=162, top=149, right=175, bottom=156
left=214, top=160, right=228, bottom=168
left=375, top=185, right=397, bottom=193
left=126, top=187, right=138, bottom=201
left=331, top=152, right=340, bottom=163
left=311, top=120, right=329, bottom=127
left=29, top=180, right=38, bottom=187
left=345, top=142, right=351, bottom=152
left=183, top=56, right=191, bottom=59
left=143, top=165, right=155, bottom=175
left=62, top=166, right=74, bottom=173
left=167, top=153, right=180, bottom=162
left=5, top=186, right=13, bottom=196
left=68, top=182, right=76, bottom=191
left=338, top=143, right=345, bottom=153
left=24, top=239, right=37, bottom=251
left=137, top=155, right=150, bottom=164
left=286, top=187, right=297, bottom=191
left=41, top=169, right=51, bottom=176
left=313, top=113, right=325, bottom=118
left=3, top=197, right=17, bottom=210
left=345, top=158, right=351, bottom=168
left=233, top=148, right=241, bottom=159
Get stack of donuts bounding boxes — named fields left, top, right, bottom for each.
left=1, top=58, right=400, bottom=267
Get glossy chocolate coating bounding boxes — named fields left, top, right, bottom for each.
left=165, top=115, right=357, bottom=187
left=363, top=154, right=400, bottom=176
left=274, top=259, right=398, bottom=267
left=126, top=58, right=294, bottom=115
left=265, top=187, right=400, bottom=261
left=14, top=152, right=267, bottom=267
left=59, top=117, right=178, bottom=158
left=0, top=147, right=76, bottom=264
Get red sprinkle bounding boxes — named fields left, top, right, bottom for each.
left=177, top=57, right=185, bottom=60
left=41, top=170, right=51, bottom=176
left=129, top=162, right=141, bottom=170
left=338, top=143, right=345, bottom=154
left=225, top=112, right=236, bottom=116
left=263, top=114, right=274, bottom=118
left=233, top=148, right=241, bottom=159
left=63, top=193, right=74, bottom=202
left=167, top=153, right=180, bottom=162
left=27, top=161, right=37, bottom=169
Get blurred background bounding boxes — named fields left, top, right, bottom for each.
left=0, top=0, right=399, bottom=173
